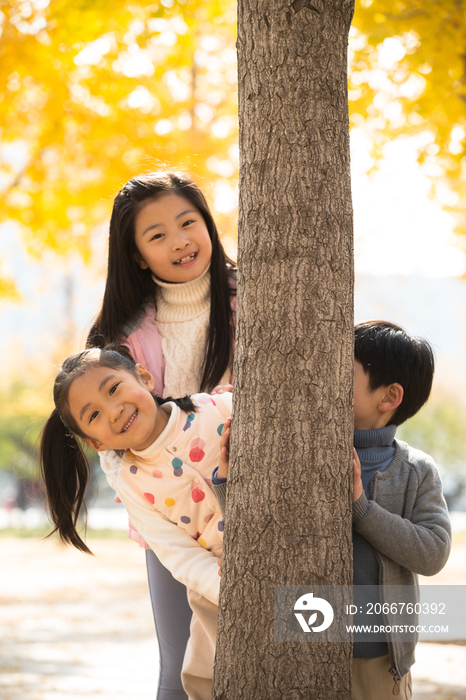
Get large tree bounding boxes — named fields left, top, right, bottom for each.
left=213, top=1, right=355, bottom=698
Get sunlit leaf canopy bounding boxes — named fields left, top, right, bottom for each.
left=351, top=0, right=466, bottom=228
left=0, top=0, right=238, bottom=267
left=2, top=0, right=466, bottom=293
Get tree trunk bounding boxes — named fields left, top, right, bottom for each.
left=213, top=1, right=355, bottom=698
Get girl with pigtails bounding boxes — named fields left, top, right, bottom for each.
left=40, top=347, right=232, bottom=700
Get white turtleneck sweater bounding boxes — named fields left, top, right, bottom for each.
left=154, top=265, right=211, bottom=398
left=155, top=265, right=231, bottom=397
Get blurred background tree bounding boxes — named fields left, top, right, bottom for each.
left=0, top=370, right=50, bottom=508
left=398, top=394, right=466, bottom=476
left=0, top=0, right=238, bottom=275
left=0, top=390, right=42, bottom=479
left=350, top=0, right=466, bottom=235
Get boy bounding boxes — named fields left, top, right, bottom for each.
left=213, top=320, right=451, bottom=700
left=351, top=320, right=451, bottom=699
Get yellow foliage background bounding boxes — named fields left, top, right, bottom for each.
left=1, top=0, right=466, bottom=294
left=0, top=0, right=238, bottom=274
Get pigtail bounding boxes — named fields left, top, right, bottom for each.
left=39, top=409, right=93, bottom=555
left=156, top=395, right=197, bottom=414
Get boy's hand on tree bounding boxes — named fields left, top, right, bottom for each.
left=352, top=448, right=363, bottom=503
left=217, top=418, right=231, bottom=479
left=211, top=384, right=233, bottom=395
left=218, top=557, right=222, bottom=577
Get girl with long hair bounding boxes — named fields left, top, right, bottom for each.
left=86, top=170, right=236, bottom=699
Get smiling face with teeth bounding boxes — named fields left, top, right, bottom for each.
left=133, top=193, right=213, bottom=283
left=67, top=365, right=169, bottom=453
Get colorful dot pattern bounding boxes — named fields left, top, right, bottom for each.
left=171, top=457, right=183, bottom=477
left=182, top=413, right=195, bottom=431
left=122, top=394, right=230, bottom=553
left=189, top=437, right=206, bottom=463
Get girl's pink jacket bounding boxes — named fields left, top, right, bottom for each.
left=121, top=276, right=237, bottom=394
left=122, top=304, right=166, bottom=395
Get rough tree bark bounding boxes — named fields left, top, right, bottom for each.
left=213, top=1, right=355, bottom=699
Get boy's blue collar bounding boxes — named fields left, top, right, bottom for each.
left=354, top=424, right=397, bottom=449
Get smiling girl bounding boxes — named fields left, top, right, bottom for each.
left=133, top=193, right=213, bottom=285
left=40, top=347, right=231, bottom=700
left=86, top=171, right=236, bottom=699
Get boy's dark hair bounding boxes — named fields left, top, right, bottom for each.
left=87, top=170, right=236, bottom=392
left=39, top=346, right=195, bottom=554
left=354, top=320, right=435, bottom=426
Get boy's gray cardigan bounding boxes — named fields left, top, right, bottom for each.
left=214, top=439, right=452, bottom=686
left=352, top=438, right=451, bottom=683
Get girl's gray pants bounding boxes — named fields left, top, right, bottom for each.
left=146, top=549, right=192, bottom=699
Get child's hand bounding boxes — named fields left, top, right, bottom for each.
left=218, top=556, right=222, bottom=577
left=127, top=519, right=149, bottom=549
left=352, top=448, right=363, bottom=503
left=217, top=418, right=231, bottom=479
left=211, top=384, right=233, bottom=395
